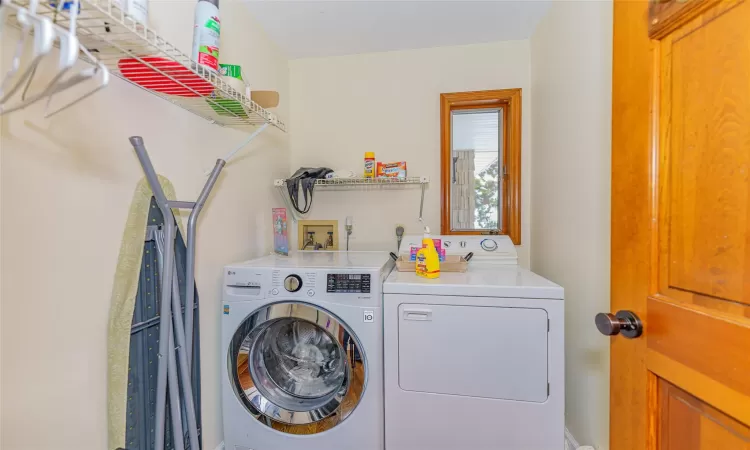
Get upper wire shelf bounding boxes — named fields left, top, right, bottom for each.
left=7, top=0, right=286, bottom=131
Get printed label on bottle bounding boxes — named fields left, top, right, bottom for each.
left=193, top=6, right=221, bottom=72
left=416, top=254, right=426, bottom=274
left=204, top=16, right=220, bottom=33
left=198, top=45, right=219, bottom=71
left=364, top=160, right=375, bottom=177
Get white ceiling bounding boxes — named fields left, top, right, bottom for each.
left=244, top=1, right=552, bottom=59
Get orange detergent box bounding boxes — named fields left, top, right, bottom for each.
left=376, top=161, right=407, bottom=179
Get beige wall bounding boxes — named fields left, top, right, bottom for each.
left=288, top=41, right=532, bottom=266
left=0, top=3, right=289, bottom=449
left=530, top=1, right=613, bottom=448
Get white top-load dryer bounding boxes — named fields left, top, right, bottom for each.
left=384, top=235, right=564, bottom=450
left=222, top=251, right=393, bottom=450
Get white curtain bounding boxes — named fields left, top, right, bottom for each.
left=451, top=149, right=476, bottom=229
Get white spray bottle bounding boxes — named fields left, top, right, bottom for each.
left=191, top=0, right=220, bottom=72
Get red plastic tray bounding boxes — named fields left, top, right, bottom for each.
left=118, top=57, right=214, bottom=97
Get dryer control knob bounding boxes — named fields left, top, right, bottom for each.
left=481, top=239, right=498, bottom=251
left=284, top=274, right=302, bottom=292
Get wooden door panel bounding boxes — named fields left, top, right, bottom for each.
left=647, top=298, right=750, bottom=425
left=612, top=0, right=750, bottom=448
left=651, top=0, right=750, bottom=441
left=648, top=299, right=750, bottom=398
left=658, top=0, right=750, bottom=313
left=659, top=379, right=750, bottom=450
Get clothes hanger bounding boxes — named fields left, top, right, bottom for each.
left=43, top=44, right=109, bottom=117
left=19, top=0, right=80, bottom=101
left=34, top=0, right=110, bottom=118
left=0, top=0, right=55, bottom=107
left=0, top=0, right=109, bottom=116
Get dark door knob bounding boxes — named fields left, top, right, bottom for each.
left=595, top=310, right=643, bottom=338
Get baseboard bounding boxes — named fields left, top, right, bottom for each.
left=222, top=434, right=582, bottom=450
left=565, top=428, right=580, bottom=450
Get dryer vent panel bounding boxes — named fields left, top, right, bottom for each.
left=397, top=303, right=548, bottom=403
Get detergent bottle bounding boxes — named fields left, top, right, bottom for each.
left=415, top=227, right=440, bottom=279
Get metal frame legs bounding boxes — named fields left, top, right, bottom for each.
left=130, top=136, right=225, bottom=450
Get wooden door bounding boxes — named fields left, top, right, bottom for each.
left=610, top=0, right=750, bottom=449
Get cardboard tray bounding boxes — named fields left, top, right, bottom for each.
left=395, top=255, right=469, bottom=273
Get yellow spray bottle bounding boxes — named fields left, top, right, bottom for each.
left=415, top=226, right=440, bottom=279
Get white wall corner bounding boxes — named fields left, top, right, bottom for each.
left=214, top=442, right=225, bottom=450
left=565, top=428, right=580, bottom=450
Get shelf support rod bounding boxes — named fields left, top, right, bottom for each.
left=419, top=182, right=426, bottom=222
left=220, top=123, right=269, bottom=165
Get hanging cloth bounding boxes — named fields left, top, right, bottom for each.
left=286, top=167, right=333, bottom=214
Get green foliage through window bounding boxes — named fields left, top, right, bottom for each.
left=474, top=158, right=499, bottom=228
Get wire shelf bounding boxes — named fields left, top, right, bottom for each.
left=275, top=177, right=428, bottom=188
left=274, top=177, right=429, bottom=221
left=7, top=0, right=286, bottom=131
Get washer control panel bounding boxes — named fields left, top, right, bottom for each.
left=327, top=274, right=371, bottom=293
left=225, top=263, right=385, bottom=306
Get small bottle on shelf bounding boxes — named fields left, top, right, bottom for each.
left=364, top=152, right=375, bottom=178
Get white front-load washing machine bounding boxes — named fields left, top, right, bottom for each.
left=384, top=235, right=564, bottom=450
left=221, top=251, right=393, bottom=450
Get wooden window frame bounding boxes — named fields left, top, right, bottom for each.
left=440, top=89, right=522, bottom=244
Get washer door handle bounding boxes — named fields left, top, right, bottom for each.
left=403, top=309, right=432, bottom=321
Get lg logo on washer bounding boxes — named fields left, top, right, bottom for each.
left=363, top=310, right=374, bottom=323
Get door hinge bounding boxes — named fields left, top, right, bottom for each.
left=503, top=165, right=508, bottom=178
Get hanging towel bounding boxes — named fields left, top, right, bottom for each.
left=107, top=176, right=185, bottom=450
left=286, top=167, right=333, bottom=214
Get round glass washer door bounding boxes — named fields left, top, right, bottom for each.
left=229, top=301, right=367, bottom=433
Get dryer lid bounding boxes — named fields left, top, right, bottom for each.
left=384, top=266, right=564, bottom=300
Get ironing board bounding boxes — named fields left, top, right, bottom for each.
left=108, top=180, right=202, bottom=450
left=125, top=199, right=202, bottom=449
